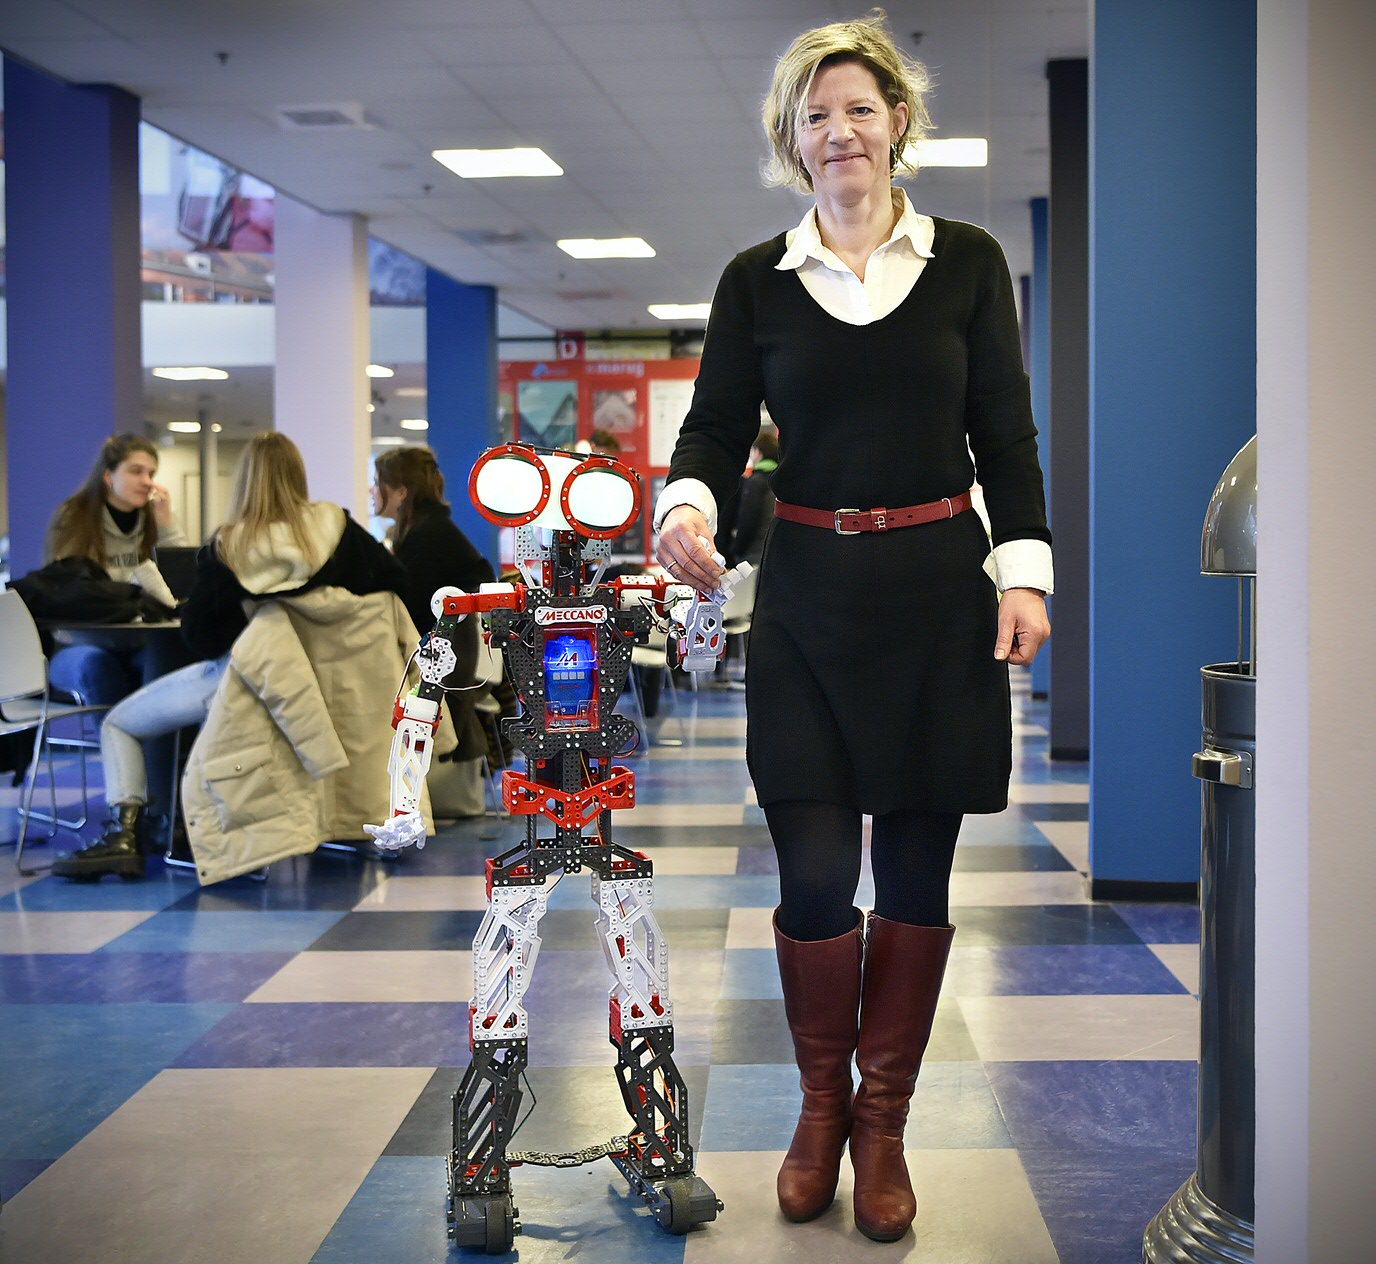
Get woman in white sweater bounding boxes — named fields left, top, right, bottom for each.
left=44, top=434, right=189, bottom=705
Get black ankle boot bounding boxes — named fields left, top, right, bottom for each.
left=51, top=804, right=146, bottom=881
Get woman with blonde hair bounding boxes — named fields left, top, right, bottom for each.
left=53, top=431, right=404, bottom=880
left=655, top=13, right=1053, bottom=1241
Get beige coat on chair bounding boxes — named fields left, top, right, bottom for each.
left=182, top=587, right=456, bottom=884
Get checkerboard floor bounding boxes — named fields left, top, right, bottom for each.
left=0, top=671, right=1197, bottom=1263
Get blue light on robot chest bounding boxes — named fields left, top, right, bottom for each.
left=542, top=631, right=600, bottom=731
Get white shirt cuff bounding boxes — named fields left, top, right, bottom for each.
left=653, top=478, right=718, bottom=535
left=982, top=538, right=1054, bottom=595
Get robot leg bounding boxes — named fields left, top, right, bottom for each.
left=594, top=872, right=722, bottom=1235
left=449, top=873, right=557, bottom=1253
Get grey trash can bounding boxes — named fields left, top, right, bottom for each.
left=1144, top=435, right=1257, bottom=1264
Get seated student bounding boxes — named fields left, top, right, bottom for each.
left=371, top=447, right=494, bottom=797
left=44, top=434, right=189, bottom=704
left=52, top=432, right=405, bottom=880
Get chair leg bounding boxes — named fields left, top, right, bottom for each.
left=15, top=714, right=54, bottom=875
left=163, top=730, right=197, bottom=871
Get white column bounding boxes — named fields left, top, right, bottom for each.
left=272, top=195, right=370, bottom=518
left=1256, top=2, right=1376, bottom=1261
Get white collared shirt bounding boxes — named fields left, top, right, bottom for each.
left=654, top=192, right=1054, bottom=595
left=776, top=190, right=935, bottom=325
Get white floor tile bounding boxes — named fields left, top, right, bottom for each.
left=685, top=1148, right=1058, bottom=1263
left=958, top=994, right=1199, bottom=1061
left=0, top=909, right=156, bottom=954
left=246, top=949, right=473, bottom=1003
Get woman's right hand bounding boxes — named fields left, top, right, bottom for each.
left=655, top=505, right=724, bottom=592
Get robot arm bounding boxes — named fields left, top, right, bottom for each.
left=612, top=564, right=754, bottom=674
left=365, top=584, right=527, bottom=852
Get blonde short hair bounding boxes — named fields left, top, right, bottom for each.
left=762, top=11, right=932, bottom=192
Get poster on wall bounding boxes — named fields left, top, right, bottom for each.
left=590, top=387, right=642, bottom=464
left=496, top=359, right=699, bottom=566
left=649, top=379, right=696, bottom=466
left=517, top=380, right=578, bottom=448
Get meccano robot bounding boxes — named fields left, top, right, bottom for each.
left=368, top=444, right=751, bottom=1254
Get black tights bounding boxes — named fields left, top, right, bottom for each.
left=764, top=800, right=962, bottom=942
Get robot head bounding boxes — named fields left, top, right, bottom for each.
left=469, top=444, right=640, bottom=539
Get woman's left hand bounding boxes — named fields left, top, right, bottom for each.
left=994, top=587, right=1050, bottom=665
left=148, top=483, right=174, bottom=528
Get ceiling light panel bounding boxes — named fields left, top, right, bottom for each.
left=557, top=238, right=656, bottom=259
left=433, top=148, right=564, bottom=179
left=648, top=304, right=712, bottom=321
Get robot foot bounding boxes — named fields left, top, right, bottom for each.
left=608, top=1154, right=722, bottom=1236
left=650, top=1174, right=723, bottom=1236
left=448, top=1191, right=519, bottom=1255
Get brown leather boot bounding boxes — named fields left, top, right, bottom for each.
left=773, top=908, right=864, bottom=1222
left=850, top=915, right=955, bottom=1241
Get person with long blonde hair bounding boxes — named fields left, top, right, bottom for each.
left=53, top=431, right=404, bottom=880
left=655, top=13, right=1053, bottom=1242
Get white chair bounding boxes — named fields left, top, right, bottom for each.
left=0, top=590, right=113, bottom=874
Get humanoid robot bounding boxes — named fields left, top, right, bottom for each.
left=367, top=444, right=751, bottom=1254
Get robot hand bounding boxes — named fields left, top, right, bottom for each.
left=364, top=811, right=429, bottom=852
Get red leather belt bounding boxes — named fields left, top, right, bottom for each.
left=773, top=490, right=973, bottom=535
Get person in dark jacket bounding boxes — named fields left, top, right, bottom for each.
left=725, top=428, right=779, bottom=568
left=372, top=446, right=494, bottom=762
left=53, top=432, right=405, bottom=880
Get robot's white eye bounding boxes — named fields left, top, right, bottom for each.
left=562, top=458, right=640, bottom=539
left=471, top=446, right=550, bottom=526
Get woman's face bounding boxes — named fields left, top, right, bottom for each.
left=797, top=59, right=907, bottom=209
left=104, top=451, right=158, bottom=512
left=371, top=475, right=407, bottom=520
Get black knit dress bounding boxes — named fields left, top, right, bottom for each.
left=666, top=217, right=1050, bottom=816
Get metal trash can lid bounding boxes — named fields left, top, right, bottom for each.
left=1201, top=435, right=1256, bottom=576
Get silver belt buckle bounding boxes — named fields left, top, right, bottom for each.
left=834, top=508, right=862, bottom=535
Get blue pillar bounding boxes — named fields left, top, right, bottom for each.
left=1028, top=196, right=1052, bottom=701
left=1089, top=0, right=1255, bottom=894
left=3, top=59, right=142, bottom=576
left=426, top=270, right=500, bottom=566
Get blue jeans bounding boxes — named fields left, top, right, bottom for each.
left=100, top=657, right=227, bottom=806
left=49, top=645, right=140, bottom=706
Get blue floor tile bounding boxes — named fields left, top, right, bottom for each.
left=719, top=949, right=781, bottom=1000
left=1019, top=1147, right=1195, bottom=1264
left=172, top=1001, right=472, bottom=1068
left=0, top=1003, right=233, bottom=1158
left=0, top=1158, right=52, bottom=1202
left=944, top=945, right=1188, bottom=996
left=1111, top=902, right=1201, bottom=944
left=311, top=1156, right=452, bottom=1264
left=99, top=909, right=348, bottom=953
left=700, top=1063, right=801, bottom=1151
left=0, top=951, right=296, bottom=1003
left=0, top=873, right=193, bottom=913
left=986, top=1061, right=1197, bottom=1154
